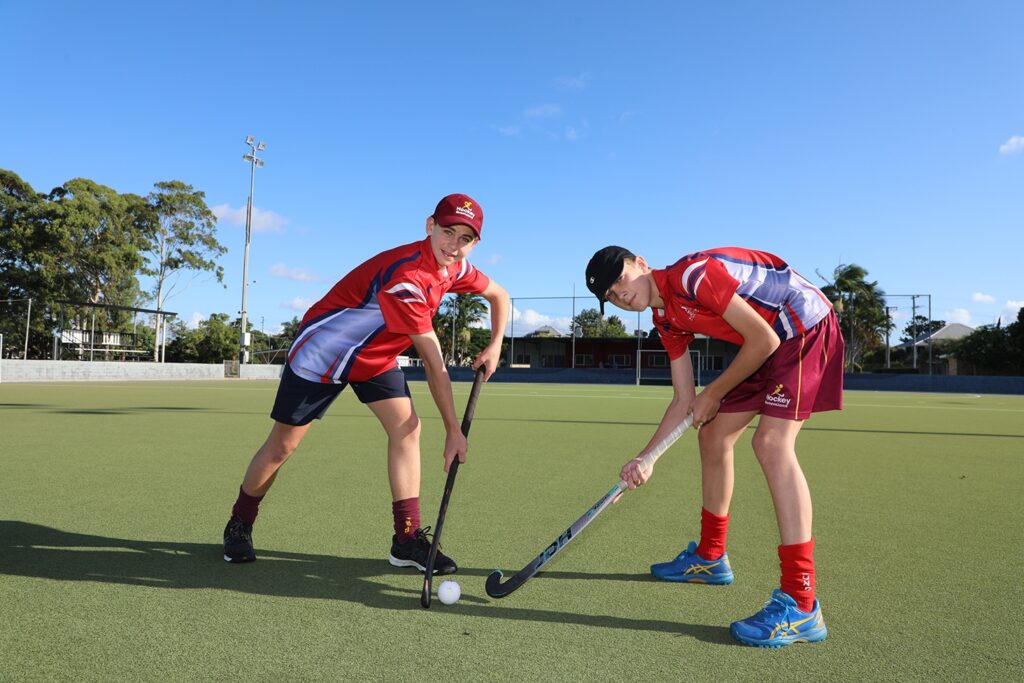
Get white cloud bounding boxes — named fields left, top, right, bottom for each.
left=999, top=136, right=1024, bottom=155
left=524, top=104, right=562, bottom=119
left=270, top=263, right=320, bottom=282
left=496, top=125, right=520, bottom=136
left=945, top=308, right=972, bottom=325
left=187, top=312, right=205, bottom=329
left=507, top=307, right=572, bottom=335
left=972, top=292, right=995, bottom=303
left=211, top=203, right=289, bottom=233
left=1004, top=299, right=1024, bottom=319
left=486, top=253, right=502, bottom=265
left=555, top=72, right=590, bottom=90
left=283, top=297, right=313, bottom=311
left=565, top=126, right=579, bottom=141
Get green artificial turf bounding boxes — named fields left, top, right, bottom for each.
left=1, top=380, right=1022, bottom=681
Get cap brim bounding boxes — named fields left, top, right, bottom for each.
left=434, top=216, right=481, bottom=239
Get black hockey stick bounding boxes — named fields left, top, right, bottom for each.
left=420, top=366, right=486, bottom=608
left=485, top=415, right=694, bottom=599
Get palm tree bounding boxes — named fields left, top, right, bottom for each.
left=434, top=293, right=489, bottom=365
left=818, top=264, right=890, bottom=371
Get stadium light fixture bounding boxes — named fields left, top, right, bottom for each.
left=240, top=135, right=267, bottom=364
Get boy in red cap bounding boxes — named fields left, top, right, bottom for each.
left=223, top=194, right=509, bottom=575
left=585, top=245, right=843, bottom=648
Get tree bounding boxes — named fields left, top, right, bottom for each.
left=46, top=179, right=150, bottom=306
left=818, top=264, right=889, bottom=371
left=0, top=170, right=151, bottom=358
left=279, top=316, right=303, bottom=343
left=141, top=181, right=226, bottom=361
left=955, top=308, right=1024, bottom=376
left=605, top=315, right=629, bottom=337
left=955, top=323, right=1011, bottom=375
left=1008, top=308, right=1024, bottom=376
left=571, top=308, right=631, bottom=338
left=165, top=313, right=237, bottom=363
left=0, top=170, right=45, bottom=356
left=433, top=293, right=488, bottom=365
left=900, top=316, right=945, bottom=344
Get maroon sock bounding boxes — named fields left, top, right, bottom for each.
left=696, top=508, right=730, bottom=560
left=392, top=497, right=420, bottom=543
left=779, top=537, right=817, bottom=612
left=231, top=486, right=264, bottom=525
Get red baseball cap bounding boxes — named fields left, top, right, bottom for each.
left=433, top=193, right=484, bottom=238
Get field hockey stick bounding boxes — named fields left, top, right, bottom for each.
left=484, top=414, right=695, bottom=599
left=420, top=366, right=486, bottom=608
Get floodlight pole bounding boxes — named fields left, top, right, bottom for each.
left=240, top=136, right=266, bottom=364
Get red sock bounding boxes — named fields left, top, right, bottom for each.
left=779, top=537, right=816, bottom=612
left=231, top=486, right=264, bottom=525
left=392, top=497, right=420, bottom=543
left=696, top=508, right=729, bottom=560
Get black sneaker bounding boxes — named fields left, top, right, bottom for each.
left=223, top=517, right=256, bottom=563
left=388, top=527, right=458, bottom=575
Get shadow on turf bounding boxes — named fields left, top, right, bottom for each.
left=52, top=406, right=207, bottom=415
left=0, top=521, right=730, bottom=644
left=492, top=417, right=1024, bottom=439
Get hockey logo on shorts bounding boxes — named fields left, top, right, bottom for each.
left=764, top=384, right=792, bottom=408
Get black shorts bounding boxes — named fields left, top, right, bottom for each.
left=270, top=364, right=411, bottom=426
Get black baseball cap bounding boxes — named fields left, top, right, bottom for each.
left=585, top=245, right=635, bottom=313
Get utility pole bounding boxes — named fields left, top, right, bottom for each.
left=911, top=295, right=918, bottom=369
left=885, top=306, right=897, bottom=369
left=571, top=283, right=577, bottom=369
left=450, top=296, right=457, bottom=365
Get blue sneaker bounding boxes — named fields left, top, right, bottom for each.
left=650, top=541, right=734, bottom=584
left=730, top=589, right=827, bottom=648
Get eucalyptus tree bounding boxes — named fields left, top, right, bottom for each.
left=141, top=180, right=226, bottom=360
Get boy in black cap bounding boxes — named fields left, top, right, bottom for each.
left=586, top=244, right=843, bottom=648
left=222, top=194, right=509, bottom=576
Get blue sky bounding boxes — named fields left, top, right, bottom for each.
left=2, top=1, right=1022, bottom=338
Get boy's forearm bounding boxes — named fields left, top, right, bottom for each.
left=422, top=359, right=461, bottom=431
left=641, top=397, right=692, bottom=456
left=702, top=336, right=777, bottom=401
left=485, top=285, right=510, bottom=344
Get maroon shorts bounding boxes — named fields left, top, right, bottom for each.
left=719, top=311, right=844, bottom=420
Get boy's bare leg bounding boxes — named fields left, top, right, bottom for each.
left=241, top=421, right=312, bottom=497
left=750, top=416, right=811, bottom=545
left=697, top=410, right=756, bottom=515
left=365, top=397, right=422, bottom=501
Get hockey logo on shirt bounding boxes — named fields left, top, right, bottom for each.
left=678, top=304, right=698, bottom=320
left=385, top=282, right=427, bottom=305
left=764, top=383, right=792, bottom=408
